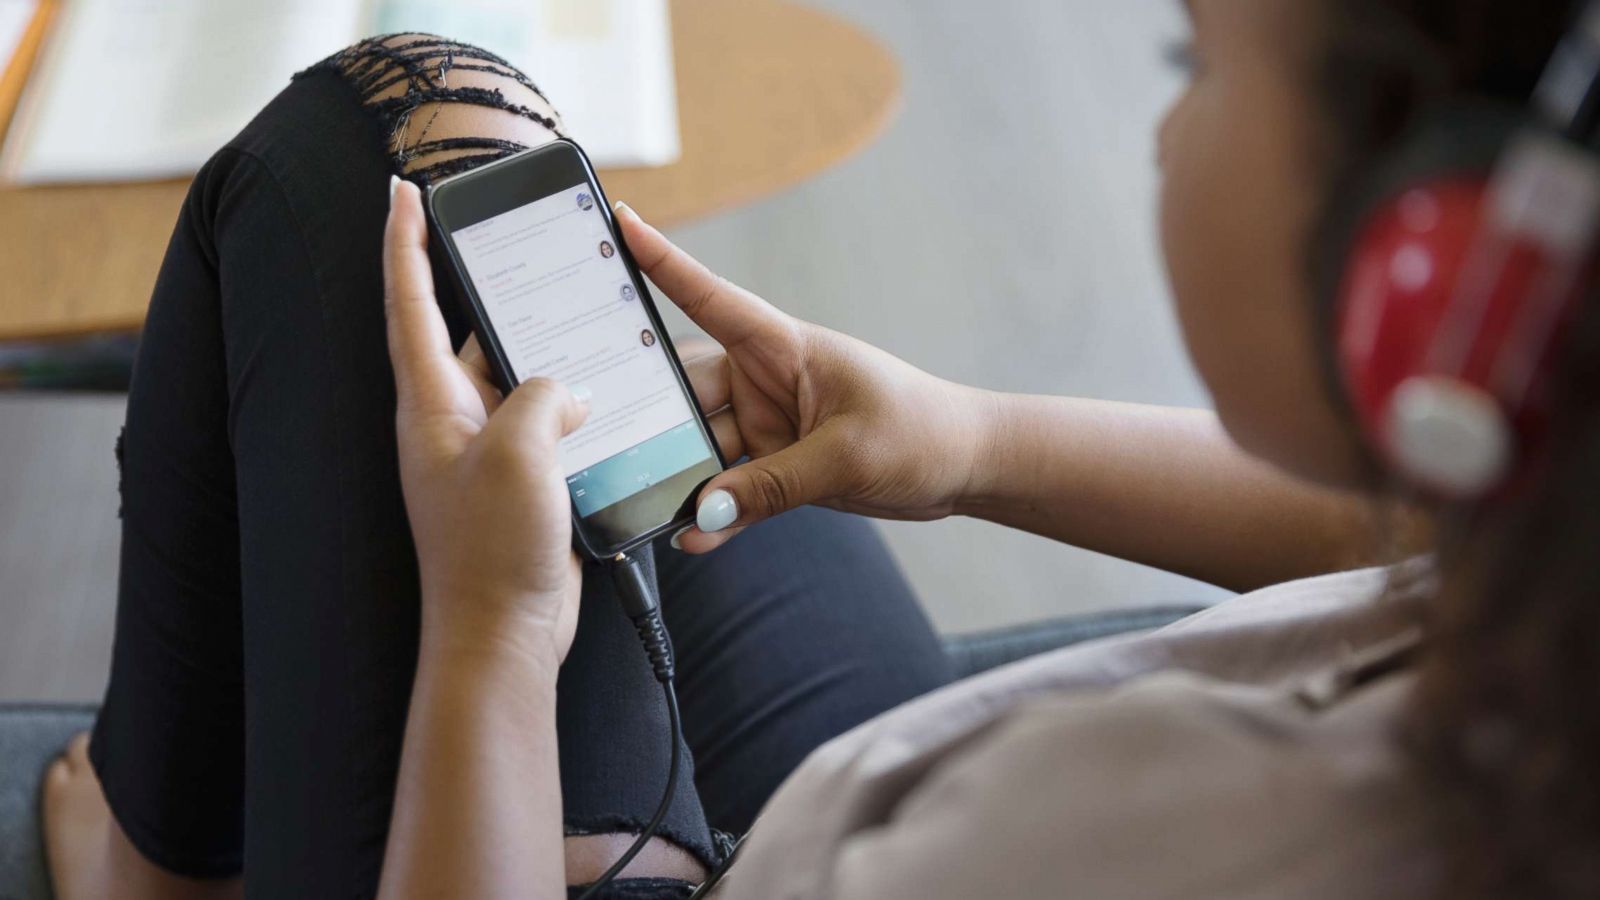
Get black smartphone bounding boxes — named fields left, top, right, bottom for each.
left=425, top=139, right=724, bottom=560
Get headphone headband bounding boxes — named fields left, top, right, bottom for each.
left=1534, top=1, right=1600, bottom=141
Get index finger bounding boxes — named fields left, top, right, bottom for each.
left=613, top=201, right=790, bottom=348
left=383, top=176, right=459, bottom=414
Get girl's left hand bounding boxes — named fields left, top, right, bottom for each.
left=383, top=177, right=590, bottom=664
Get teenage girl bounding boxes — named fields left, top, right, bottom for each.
left=42, top=1, right=1600, bottom=897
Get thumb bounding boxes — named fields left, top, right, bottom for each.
left=486, top=377, right=590, bottom=452
left=692, top=430, right=848, bottom=536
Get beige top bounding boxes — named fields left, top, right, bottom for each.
left=714, top=566, right=1442, bottom=899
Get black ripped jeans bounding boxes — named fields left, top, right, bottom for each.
left=89, top=38, right=951, bottom=900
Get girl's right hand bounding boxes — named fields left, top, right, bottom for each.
left=614, top=202, right=997, bottom=552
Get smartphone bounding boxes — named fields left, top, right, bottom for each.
left=425, top=139, right=725, bottom=559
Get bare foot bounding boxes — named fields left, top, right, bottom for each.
left=42, top=733, right=113, bottom=900
left=42, top=732, right=241, bottom=900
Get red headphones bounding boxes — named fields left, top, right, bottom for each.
left=1329, top=4, right=1600, bottom=500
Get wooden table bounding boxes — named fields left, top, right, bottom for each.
left=0, top=0, right=900, bottom=341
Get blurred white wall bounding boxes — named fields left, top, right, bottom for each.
left=658, top=1, right=1228, bottom=631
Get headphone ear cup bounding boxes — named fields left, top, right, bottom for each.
left=1337, top=177, right=1517, bottom=495
left=1317, top=103, right=1525, bottom=496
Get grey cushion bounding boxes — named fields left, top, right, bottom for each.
left=0, top=704, right=96, bottom=900
left=0, top=606, right=1200, bottom=898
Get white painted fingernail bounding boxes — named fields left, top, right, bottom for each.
left=570, top=384, right=592, bottom=404
left=697, top=489, right=737, bottom=533
left=389, top=174, right=400, bottom=201
left=668, top=525, right=693, bottom=550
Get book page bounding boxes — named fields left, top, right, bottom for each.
left=371, top=0, right=680, bottom=168
left=1, top=0, right=365, bottom=183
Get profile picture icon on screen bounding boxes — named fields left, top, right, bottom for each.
left=620, top=284, right=637, bottom=302
left=576, top=192, right=594, bottom=211
left=640, top=329, right=657, bottom=348
left=599, top=240, right=616, bottom=259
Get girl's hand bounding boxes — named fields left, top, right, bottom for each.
left=384, top=178, right=589, bottom=663
left=615, top=203, right=996, bottom=553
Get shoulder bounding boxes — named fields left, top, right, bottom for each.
left=823, top=672, right=1439, bottom=900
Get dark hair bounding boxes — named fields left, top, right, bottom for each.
left=1313, top=2, right=1600, bottom=896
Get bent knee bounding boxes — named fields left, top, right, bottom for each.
left=321, top=33, right=563, bottom=183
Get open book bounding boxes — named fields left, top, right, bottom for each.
left=0, top=0, right=680, bottom=184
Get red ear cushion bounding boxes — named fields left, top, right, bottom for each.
left=1331, top=172, right=1568, bottom=486
left=1337, top=178, right=1488, bottom=444
left=1337, top=176, right=1564, bottom=493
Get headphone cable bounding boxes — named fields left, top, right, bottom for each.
left=574, top=551, right=682, bottom=900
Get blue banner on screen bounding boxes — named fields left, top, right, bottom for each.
left=566, top=421, right=709, bottom=516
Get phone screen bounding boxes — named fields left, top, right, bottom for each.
left=448, top=183, right=718, bottom=522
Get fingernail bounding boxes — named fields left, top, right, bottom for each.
left=613, top=200, right=633, bottom=217
left=697, top=489, right=737, bottom=533
left=570, top=384, right=593, bottom=405
left=389, top=174, right=401, bottom=203
left=668, top=525, right=693, bottom=550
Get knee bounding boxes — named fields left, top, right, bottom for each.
left=324, top=34, right=564, bottom=183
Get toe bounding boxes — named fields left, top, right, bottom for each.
left=58, top=730, right=91, bottom=771
left=44, top=756, right=72, bottom=791
left=65, top=731, right=91, bottom=768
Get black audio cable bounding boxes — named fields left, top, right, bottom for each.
left=574, top=550, right=682, bottom=900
